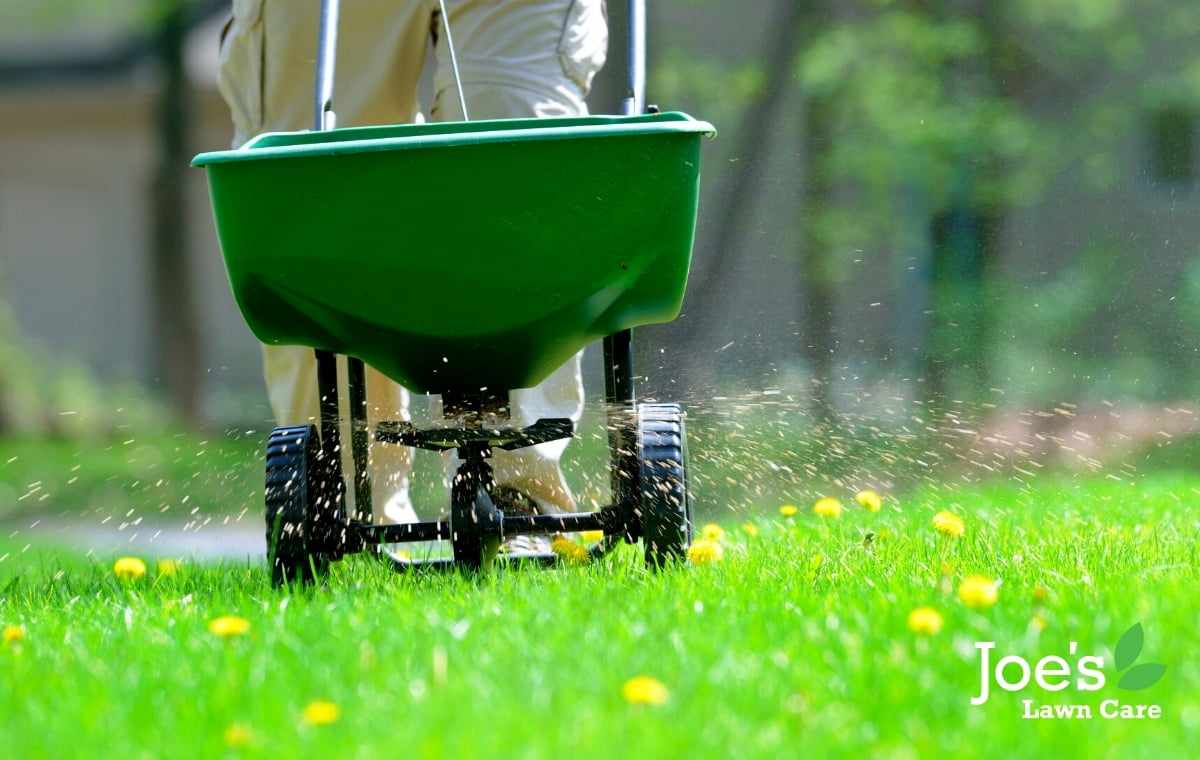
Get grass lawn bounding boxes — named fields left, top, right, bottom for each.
left=2, top=436, right=1197, bottom=758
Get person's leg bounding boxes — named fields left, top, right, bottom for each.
left=430, top=0, right=609, bottom=514
left=430, top=0, right=607, bottom=122
left=217, top=0, right=434, bottom=523
left=220, top=0, right=432, bottom=142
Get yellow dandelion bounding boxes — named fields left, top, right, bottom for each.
left=740, top=522, right=759, bottom=537
left=1032, top=586, right=1048, bottom=603
left=958, top=575, right=999, bottom=608
left=156, top=558, right=182, bottom=576
left=907, top=607, right=944, bottom=635
left=113, top=556, right=147, bottom=581
left=779, top=504, right=799, bottom=517
left=932, top=510, right=965, bottom=537
left=581, top=530, right=606, bottom=543
left=701, top=523, right=725, bottom=542
left=687, top=538, right=724, bottom=565
left=3, top=625, right=24, bottom=643
left=621, top=676, right=669, bottom=706
left=301, top=700, right=340, bottom=725
left=812, top=497, right=844, bottom=518
left=223, top=723, right=252, bottom=748
left=550, top=535, right=591, bottom=566
left=1030, top=614, right=1047, bottom=632
left=855, top=489, right=883, bottom=512
left=208, top=615, right=251, bottom=637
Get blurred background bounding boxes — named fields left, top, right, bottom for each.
left=2, top=0, right=1200, bottom=545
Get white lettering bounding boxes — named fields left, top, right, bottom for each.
left=972, top=642, right=996, bottom=705
left=1056, top=703, right=1091, bottom=718
left=1101, top=700, right=1164, bottom=719
left=1021, top=700, right=1093, bottom=719
left=996, top=654, right=1031, bottom=691
left=1034, top=655, right=1071, bottom=691
left=1076, top=656, right=1106, bottom=691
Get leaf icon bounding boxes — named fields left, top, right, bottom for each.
left=1117, top=662, right=1166, bottom=691
left=1114, top=623, right=1144, bottom=672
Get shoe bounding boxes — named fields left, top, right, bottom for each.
left=493, top=486, right=552, bottom=554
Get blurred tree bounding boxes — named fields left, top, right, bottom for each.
left=794, top=0, right=1053, bottom=412
left=656, top=0, right=1200, bottom=413
left=798, top=36, right=838, bottom=426
left=676, top=0, right=809, bottom=327
left=148, top=0, right=202, bottom=425
left=651, top=0, right=811, bottom=403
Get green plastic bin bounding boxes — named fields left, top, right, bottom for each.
left=193, top=111, right=715, bottom=394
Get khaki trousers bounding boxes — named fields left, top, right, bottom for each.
left=216, top=0, right=608, bottom=520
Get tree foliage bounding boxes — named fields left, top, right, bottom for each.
left=653, top=0, right=1200, bottom=408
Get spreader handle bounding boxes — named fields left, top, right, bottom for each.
left=315, top=0, right=339, bottom=131
left=623, top=0, right=646, bottom=116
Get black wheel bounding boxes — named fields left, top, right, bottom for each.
left=637, top=403, right=692, bottom=568
left=264, top=425, right=345, bottom=585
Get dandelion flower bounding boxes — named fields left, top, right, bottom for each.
left=581, top=530, right=605, bottom=544
left=550, top=535, right=591, bottom=566
left=1030, top=614, right=1047, bottom=632
left=301, top=700, right=340, bottom=725
left=855, top=489, right=883, bottom=512
left=779, top=504, right=798, bottom=517
left=621, top=676, right=669, bottom=705
left=958, top=575, right=999, bottom=608
left=156, top=558, right=182, bottom=576
left=907, top=607, right=944, bottom=635
left=701, top=523, right=725, bottom=542
left=3, top=625, right=24, bottom=643
left=113, top=557, right=147, bottom=581
left=687, top=539, right=724, bottom=565
left=741, top=522, right=759, bottom=537
left=223, top=723, right=252, bottom=748
left=812, top=497, right=844, bottom=518
left=208, top=615, right=251, bottom=637
left=932, top=510, right=965, bottom=537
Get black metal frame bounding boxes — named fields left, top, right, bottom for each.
left=300, top=340, right=642, bottom=572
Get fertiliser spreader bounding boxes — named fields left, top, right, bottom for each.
left=192, top=0, right=714, bottom=583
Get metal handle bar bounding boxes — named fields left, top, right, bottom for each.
left=315, top=0, right=339, bottom=131
left=624, top=0, right=646, bottom=116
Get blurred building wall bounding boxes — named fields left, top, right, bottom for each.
left=0, top=13, right=268, bottom=423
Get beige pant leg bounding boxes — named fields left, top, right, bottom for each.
left=220, top=0, right=432, bottom=141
